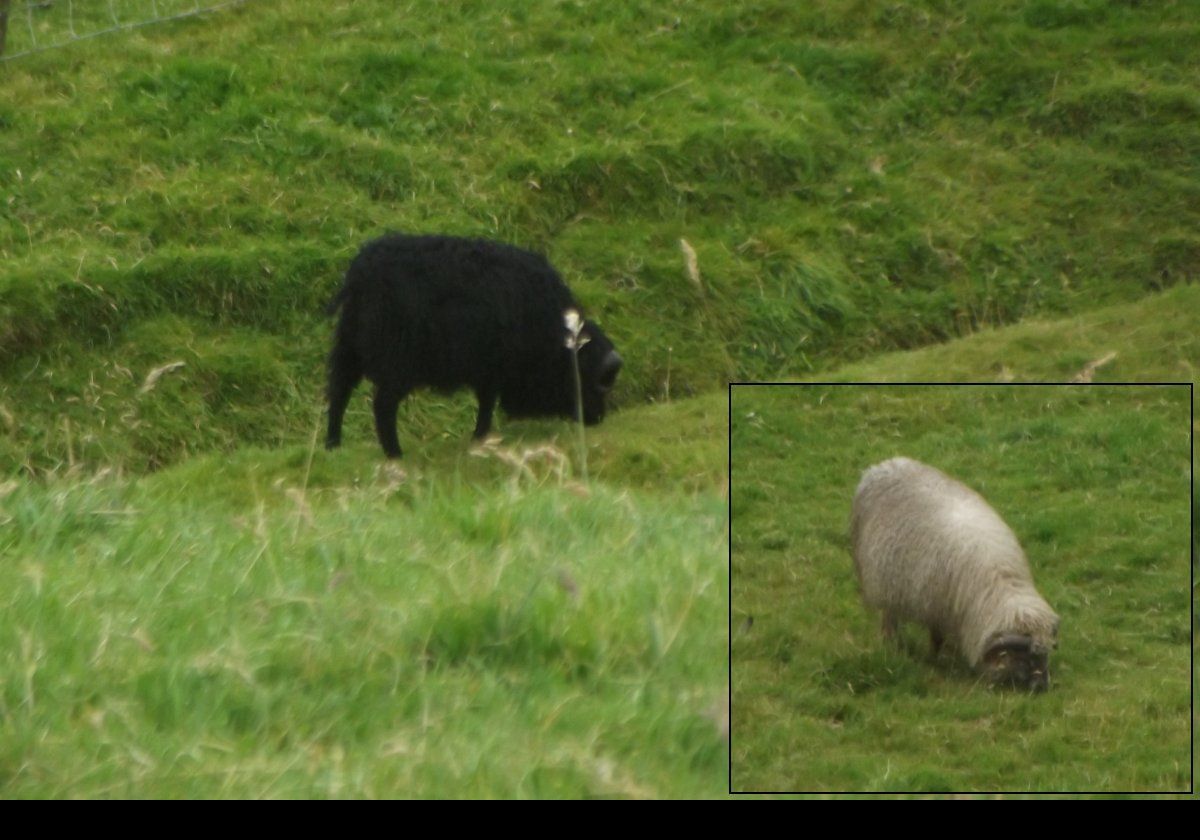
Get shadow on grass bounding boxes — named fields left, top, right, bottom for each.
left=813, top=643, right=981, bottom=697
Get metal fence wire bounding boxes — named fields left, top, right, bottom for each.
left=0, top=0, right=249, bottom=61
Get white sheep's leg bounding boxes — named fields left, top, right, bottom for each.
left=881, top=612, right=899, bottom=644
left=929, top=627, right=944, bottom=657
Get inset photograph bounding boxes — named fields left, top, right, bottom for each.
left=730, top=383, right=1191, bottom=795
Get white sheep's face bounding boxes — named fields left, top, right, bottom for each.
left=981, top=635, right=1053, bottom=693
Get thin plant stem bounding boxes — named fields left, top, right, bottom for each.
left=570, top=345, right=588, bottom=484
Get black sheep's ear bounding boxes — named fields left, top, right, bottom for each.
left=598, top=350, right=622, bottom=391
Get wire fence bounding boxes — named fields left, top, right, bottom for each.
left=0, top=0, right=249, bottom=61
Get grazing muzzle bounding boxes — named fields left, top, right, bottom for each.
left=580, top=348, right=622, bottom=425
left=982, top=634, right=1052, bottom=693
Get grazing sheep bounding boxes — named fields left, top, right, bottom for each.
left=325, top=233, right=622, bottom=458
left=850, top=457, right=1059, bottom=691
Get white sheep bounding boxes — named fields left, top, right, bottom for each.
left=850, top=457, right=1059, bottom=691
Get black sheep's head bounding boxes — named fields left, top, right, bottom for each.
left=498, top=316, right=622, bottom=424
left=575, top=325, right=622, bottom=425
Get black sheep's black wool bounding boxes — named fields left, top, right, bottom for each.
left=325, top=233, right=622, bottom=458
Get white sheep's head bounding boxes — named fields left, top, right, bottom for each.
left=980, top=621, right=1059, bottom=693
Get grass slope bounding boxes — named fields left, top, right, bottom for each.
left=731, top=382, right=1191, bottom=793
left=0, top=274, right=1192, bottom=798
left=3, top=0, right=1199, bottom=472
left=814, top=282, right=1200, bottom=383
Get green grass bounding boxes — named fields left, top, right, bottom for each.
left=2, top=0, right=1198, bottom=471
left=817, top=282, right=1200, bottom=383
left=1, top=0, right=1197, bottom=798
left=0, top=407, right=729, bottom=798
left=731, top=383, right=1191, bottom=793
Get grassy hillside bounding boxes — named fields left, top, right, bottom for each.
left=2, top=0, right=1198, bottom=472
left=731, top=383, right=1191, bottom=793
left=0, top=288, right=1193, bottom=798
left=1, top=275, right=1190, bottom=798
left=1, top=0, right=1196, bottom=799
left=817, top=282, right=1200, bottom=383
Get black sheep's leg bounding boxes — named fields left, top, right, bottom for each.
left=372, top=384, right=405, bottom=459
left=326, top=346, right=363, bottom=450
left=472, top=385, right=498, bottom=439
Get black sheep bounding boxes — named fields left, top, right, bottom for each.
left=325, top=233, right=622, bottom=458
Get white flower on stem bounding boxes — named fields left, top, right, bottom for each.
left=563, top=307, right=590, bottom=483
left=564, top=308, right=590, bottom=350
